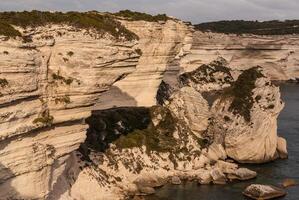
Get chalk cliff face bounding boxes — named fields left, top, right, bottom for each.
left=0, top=14, right=287, bottom=200
left=182, top=31, right=299, bottom=81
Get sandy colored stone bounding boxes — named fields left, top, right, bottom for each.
left=243, top=184, right=286, bottom=200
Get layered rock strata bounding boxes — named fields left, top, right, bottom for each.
left=0, top=16, right=192, bottom=200
left=182, top=31, right=299, bottom=81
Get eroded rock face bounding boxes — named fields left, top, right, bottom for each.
left=179, top=58, right=234, bottom=92
left=167, top=87, right=210, bottom=135
left=0, top=17, right=193, bottom=200
left=182, top=31, right=299, bottom=81
left=205, top=67, right=284, bottom=163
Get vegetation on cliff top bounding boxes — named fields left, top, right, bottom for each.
left=196, top=20, right=299, bottom=35
left=114, top=10, right=169, bottom=22
left=0, top=11, right=138, bottom=40
left=225, top=67, right=265, bottom=122
left=0, top=21, right=21, bottom=38
left=180, top=59, right=234, bottom=86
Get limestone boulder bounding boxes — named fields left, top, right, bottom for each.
left=227, top=168, right=257, bottom=181
left=198, top=170, right=212, bottom=184
left=171, top=176, right=182, bottom=185
left=277, top=136, right=288, bottom=159
left=243, top=184, right=286, bottom=199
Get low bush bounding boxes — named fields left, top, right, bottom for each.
left=114, top=10, right=169, bottom=22
left=195, top=20, right=299, bottom=35
left=0, top=11, right=138, bottom=40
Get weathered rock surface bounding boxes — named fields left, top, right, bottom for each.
left=0, top=16, right=193, bottom=200
left=243, top=184, right=286, bottom=199
left=167, top=86, right=210, bottom=135
left=171, top=176, right=182, bottom=185
left=182, top=31, right=299, bottom=81
left=277, top=136, right=288, bottom=159
left=227, top=168, right=257, bottom=181
left=206, top=68, right=284, bottom=163
left=282, top=179, right=297, bottom=188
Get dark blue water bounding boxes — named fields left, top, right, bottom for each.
left=148, top=83, right=299, bottom=200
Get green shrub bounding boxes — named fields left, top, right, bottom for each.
left=114, top=10, right=169, bottom=22
left=0, top=21, right=21, bottom=37
left=0, top=11, right=138, bottom=40
left=54, top=95, right=71, bottom=104
left=52, top=72, right=73, bottom=85
left=195, top=20, right=299, bottom=35
left=67, top=51, right=74, bottom=56
left=33, top=110, right=54, bottom=126
left=225, top=67, right=265, bottom=122
left=135, top=48, right=142, bottom=56
left=0, top=78, right=8, bottom=88
left=113, top=106, right=178, bottom=153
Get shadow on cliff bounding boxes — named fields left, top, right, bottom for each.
left=80, top=106, right=151, bottom=156
left=0, top=163, right=21, bottom=199
left=47, top=86, right=143, bottom=199
left=93, top=86, right=138, bottom=110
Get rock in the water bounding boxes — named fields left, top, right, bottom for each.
left=137, top=187, right=155, bottom=195
left=227, top=168, right=257, bottom=181
left=215, top=160, right=238, bottom=174
left=282, top=179, right=297, bottom=188
left=207, top=68, right=285, bottom=163
left=171, top=176, right=182, bottom=185
left=198, top=170, right=212, bottom=184
left=243, top=184, right=286, bottom=199
left=277, top=136, right=288, bottom=159
left=134, top=176, right=167, bottom=188
left=210, top=168, right=227, bottom=184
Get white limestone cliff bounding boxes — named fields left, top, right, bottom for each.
left=182, top=31, right=299, bottom=81
left=0, top=17, right=193, bottom=200
left=206, top=68, right=285, bottom=163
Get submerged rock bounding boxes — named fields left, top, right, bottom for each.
left=243, top=184, right=286, bottom=199
left=282, top=179, right=297, bottom=188
left=137, top=187, right=155, bottom=195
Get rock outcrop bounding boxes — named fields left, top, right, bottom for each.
left=0, top=14, right=193, bottom=200
left=205, top=67, right=285, bottom=163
